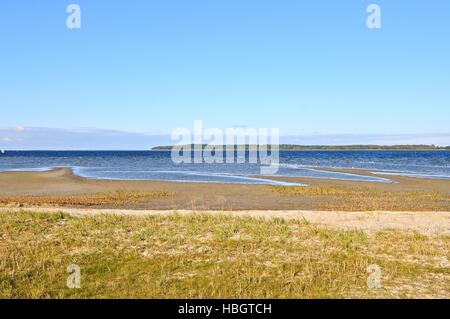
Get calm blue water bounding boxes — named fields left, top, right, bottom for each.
left=0, top=150, right=449, bottom=185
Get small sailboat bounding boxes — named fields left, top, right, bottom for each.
left=1, top=150, right=4, bottom=154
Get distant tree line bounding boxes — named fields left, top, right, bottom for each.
left=151, top=144, right=450, bottom=151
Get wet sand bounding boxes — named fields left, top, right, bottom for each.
left=0, top=167, right=449, bottom=211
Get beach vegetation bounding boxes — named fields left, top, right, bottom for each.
left=1, top=210, right=448, bottom=298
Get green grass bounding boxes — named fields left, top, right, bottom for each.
left=0, top=210, right=448, bottom=298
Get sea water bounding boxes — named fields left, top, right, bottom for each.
left=0, top=150, right=449, bottom=185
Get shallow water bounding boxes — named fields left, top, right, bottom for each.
left=0, top=150, right=449, bottom=185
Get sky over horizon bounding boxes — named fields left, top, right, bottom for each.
left=1, top=0, right=449, bottom=149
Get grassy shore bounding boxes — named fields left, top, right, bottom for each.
left=1, top=210, right=448, bottom=298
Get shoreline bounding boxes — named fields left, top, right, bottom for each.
left=1, top=164, right=450, bottom=183
left=0, top=165, right=391, bottom=185
left=0, top=167, right=449, bottom=211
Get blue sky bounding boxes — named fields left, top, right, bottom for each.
left=1, top=0, right=449, bottom=149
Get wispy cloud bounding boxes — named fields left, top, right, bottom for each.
left=0, top=127, right=172, bottom=150
left=0, top=127, right=449, bottom=150
left=13, top=125, right=25, bottom=132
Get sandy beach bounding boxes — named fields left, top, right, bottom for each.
left=0, top=167, right=449, bottom=211
left=0, top=168, right=450, bottom=211
left=1, top=168, right=449, bottom=298
left=1, top=167, right=449, bottom=236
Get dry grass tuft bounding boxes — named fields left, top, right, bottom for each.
left=270, top=186, right=450, bottom=211
left=0, top=190, right=171, bottom=207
